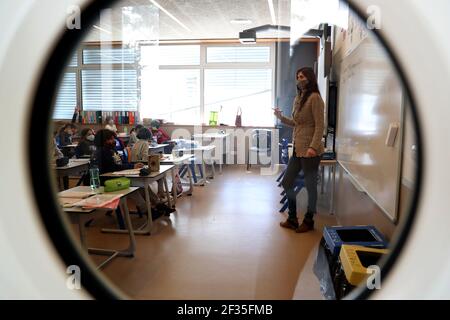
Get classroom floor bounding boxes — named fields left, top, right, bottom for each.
left=67, top=165, right=337, bottom=299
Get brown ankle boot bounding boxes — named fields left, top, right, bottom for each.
left=280, top=218, right=299, bottom=230
left=296, top=219, right=314, bottom=233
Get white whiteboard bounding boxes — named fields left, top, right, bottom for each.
left=336, top=33, right=404, bottom=222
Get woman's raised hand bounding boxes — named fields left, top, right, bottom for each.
left=273, top=107, right=283, bottom=119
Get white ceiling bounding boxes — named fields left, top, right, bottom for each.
left=84, top=0, right=293, bottom=41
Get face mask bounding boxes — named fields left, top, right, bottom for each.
left=297, top=79, right=309, bottom=90
left=86, top=135, right=95, bottom=142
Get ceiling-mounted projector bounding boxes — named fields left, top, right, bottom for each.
left=239, top=30, right=256, bottom=44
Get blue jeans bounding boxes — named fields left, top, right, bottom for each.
left=281, top=151, right=321, bottom=221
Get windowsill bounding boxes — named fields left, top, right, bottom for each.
left=52, top=120, right=276, bottom=129
left=160, top=124, right=276, bottom=129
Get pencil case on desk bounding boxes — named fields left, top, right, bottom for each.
left=104, top=177, right=131, bottom=192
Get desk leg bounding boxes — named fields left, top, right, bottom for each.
left=202, top=158, right=208, bottom=185
left=88, top=199, right=137, bottom=269
left=187, top=161, right=193, bottom=195
left=119, top=198, right=136, bottom=255
left=163, top=173, right=173, bottom=209
left=210, top=160, right=215, bottom=179
left=143, top=177, right=153, bottom=233
left=102, top=184, right=152, bottom=235
left=171, top=167, right=177, bottom=205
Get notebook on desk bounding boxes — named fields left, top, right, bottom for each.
left=110, top=169, right=141, bottom=176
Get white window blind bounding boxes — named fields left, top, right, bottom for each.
left=68, top=53, right=78, bottom=67
left=141, top=45, right=200, bottom=66
left=207, top=46, right=270, bottom=63
left=204, top=69, right=273, bottom=127
left=82, top=69, right=138, bottom=111
left=140, top=68, right=200, bottom=124
left=83, top=47, right=136, bottom=64
left=53, top=72, right=77, bottom=119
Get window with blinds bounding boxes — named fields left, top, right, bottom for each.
left=82, top=47, right=136, bottom=64
left=204, top=69, right=273, bottom=127
left=207, top=46, right=270, bottom=63
left=140, top=45, right=200, bottom=66
left=53, top=72, right=77, bottom=119
left=82, top=69, right=138, bottom=111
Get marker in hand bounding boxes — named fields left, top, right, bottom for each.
left=273, top=107, right=282, bottom=119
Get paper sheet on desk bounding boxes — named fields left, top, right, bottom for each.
left=74, top=194, right=122, bottom=209
left=110, top=169, right=141, bottom=176
left=59, top=197, right=84, bottom=207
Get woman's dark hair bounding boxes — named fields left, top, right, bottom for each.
left=137, top=127, right=152, bottom=141
left=58, top=123, right=71, bottom=134
left=105, top=116, right=113, bottom=123
left=296, top=67, right=321, bottom=107
left=80, top=128, right=92, bottom=140
left=94, top=129, right=115, bottom=148
left=135, top=124, right=144, bottom=132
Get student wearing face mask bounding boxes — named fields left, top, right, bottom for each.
left=92, top=129, right=148, bottom=215
left=273, top=67, right=325, bottom=233
left=75, top=128, right=95, bottom=158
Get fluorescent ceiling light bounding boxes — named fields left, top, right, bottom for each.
left=267, top=0, right=277, bottom=25
left=93, top=25, right=112, bottom=34
left=230, top=19, right=252, bottom=25
left=149, top=0, right=191, bottom=32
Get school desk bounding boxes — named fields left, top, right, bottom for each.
left=192, top=133, right=231, bottom=174
left=58, top=186, right=138, bottom=269
left=160, top=154, right=195, bottom=200
left=175, top=145, right=216, bottom=186
left=101, top=164, right=175, bottom=235
left=53, top=159, right=90, bottom=190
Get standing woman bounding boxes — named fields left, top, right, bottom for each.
left=274, top=67, right=325, bottom=233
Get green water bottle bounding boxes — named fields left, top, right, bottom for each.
left=209, top=111, right=218, bottom=126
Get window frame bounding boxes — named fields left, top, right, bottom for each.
left=54, top=41, right=276, bottom=126
left=141, top=42, right=276, bottom=125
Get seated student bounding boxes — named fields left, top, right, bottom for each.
left=131, top=128, right=173, bottom=209
left=75, top=128, right=95, bottom=158
left=94, top=129, right=173, bottom=217
left=131, top=127, right=152, bottom=162
left=52, top=130, right=64, bottom=160
left=128, top=124, right=143, bottom=148
left=113, top=131, right=128, bottom=163
left=151, top=119, right=170, bottom=144
left=105, top=116, right=118, bottom=133
left=58, top=123, right=74, bottom=147
left=58, top=123, right=78, bottom=158
left=93, top=129, right=147, bottom=212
